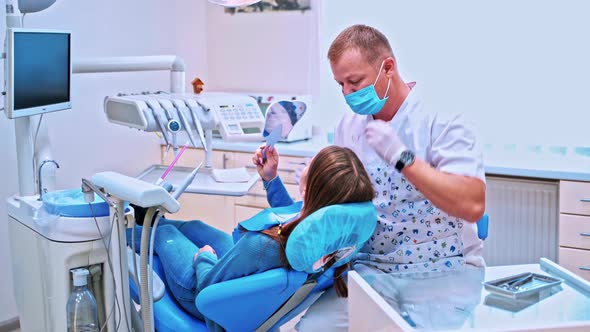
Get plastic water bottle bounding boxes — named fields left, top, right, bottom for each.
left=66, top=268, right=99, bottom=332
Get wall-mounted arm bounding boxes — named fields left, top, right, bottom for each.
left=73, top=56, right=186, bottom=94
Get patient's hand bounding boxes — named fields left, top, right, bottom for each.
left=194, top=245, right=217, bottom=262
left=252, top=144, right=279, bottom=181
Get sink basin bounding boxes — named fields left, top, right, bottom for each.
left=42, top=188, right=110, bottom=217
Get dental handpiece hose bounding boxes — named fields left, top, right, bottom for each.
left=155, top=141, right=189, bottom=186
left=173, top=162, right=202, bottom=200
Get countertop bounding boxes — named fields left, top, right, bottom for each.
left=179, top=137, right=590, bottom=182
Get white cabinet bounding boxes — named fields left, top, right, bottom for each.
left=159, top=146, right=307, bottom=233
left=232, top=151, right=305, bottom=224
left=558, top=180, right=590, bottom=281
left=160, top=146, right=236, bottom=233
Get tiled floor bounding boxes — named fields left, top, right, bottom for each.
left=6, top=313, right=305, bottom=332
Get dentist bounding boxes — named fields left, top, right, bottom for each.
left=296, top=24, right=486, bottom=331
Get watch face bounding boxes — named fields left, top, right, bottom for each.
left=396, top=150, right=415, bottom=171
left=401, top=150, right=414, bottom=164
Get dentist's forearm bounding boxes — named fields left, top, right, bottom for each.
left=401, top=158, right=485, bottom=222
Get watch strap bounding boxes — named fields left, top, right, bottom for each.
left=394, top=159, right=405, bottom=172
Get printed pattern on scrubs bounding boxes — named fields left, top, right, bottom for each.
left=336, top=83, right=485, bottom=273
left=357, top=156, right=465, bottom=272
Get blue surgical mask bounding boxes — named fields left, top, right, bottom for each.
left=344, top=60, right=391, bottom=115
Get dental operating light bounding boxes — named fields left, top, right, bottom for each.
left=16, top=0, right=262, bottom=13
left=208, top=0, right=262, bottom=7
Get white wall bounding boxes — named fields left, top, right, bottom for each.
left=318, top=0, right=590, bottom=148
left=0, top=0, right=207, bottom=322
left=205, top=1, right=320, bottom=96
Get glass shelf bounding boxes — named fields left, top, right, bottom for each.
left=358, top=261, right=590, bottom=331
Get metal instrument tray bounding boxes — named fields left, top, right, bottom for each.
left=484, top=272, right=562, bottom=299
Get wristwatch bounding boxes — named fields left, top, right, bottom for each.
left=395, top=150, right=415, bottom=172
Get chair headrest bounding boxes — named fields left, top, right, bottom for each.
left=286, top=201, right=377, bottom=274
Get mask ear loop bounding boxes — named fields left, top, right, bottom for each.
left=374, top=60, right=391, bottom=99
left=373, top=60, right=386, bottom=85
left=383, top=78, right=391, bottom=98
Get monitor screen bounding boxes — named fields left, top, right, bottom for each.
left=6, top=29, right=71, bottom=118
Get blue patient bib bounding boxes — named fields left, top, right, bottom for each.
left=233, top=201, right=303, bottom=243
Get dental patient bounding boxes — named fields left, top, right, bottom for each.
left=127, top=146, right=374, bottom=331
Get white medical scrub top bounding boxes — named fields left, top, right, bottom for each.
left=335, top=83, right=486, bottom=273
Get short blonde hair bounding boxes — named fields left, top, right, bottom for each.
left=328, top=24, right=394, bottom=65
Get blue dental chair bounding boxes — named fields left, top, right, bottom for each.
left=129, top=201, right=377, bottom=332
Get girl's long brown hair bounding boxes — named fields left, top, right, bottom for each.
left=262, top=146, right=374, bottom=297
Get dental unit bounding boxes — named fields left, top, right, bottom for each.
left=4, top=1, right=266, bottom=332
left=0, top=0, right=354, bottom=330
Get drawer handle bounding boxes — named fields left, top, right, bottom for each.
left=246, top=193, right=267, bottom=198
left=581, top=199, right=590, bottom=203
left=244, top=165, right=295, bottom=173
left=579, top=267, right=590, bottom=271
left=580, top=232, right=590, bottom=237
left=288, top=161, right=308, bottom=166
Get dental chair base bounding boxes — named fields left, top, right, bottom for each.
left=128, top=239, right=339, bottom=332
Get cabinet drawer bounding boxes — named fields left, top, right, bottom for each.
left=559, top=214, right=590, bottom=250
left=161, top=146, right=203, bottom=167
left=277, top=155, right=309, bottom=185
left=235, top=152, right=308, bottom=185
left=161, top=146, right=233, bottom=169
left=235, top=182, right=301, bottom=208
left=235, top=183, right=270, bottom=208
left=235, top=205, right=264, bottom=224
left=558, top=247, right=590, bottom=281
left=559, top=181, right=590, bottom=215
left=233, top=151, right=257, bottom=168
left=167, top=193, right=235, bottom=234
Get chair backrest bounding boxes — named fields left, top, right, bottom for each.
left=286, top=201, right=377, bottom=272
left=197, top=201, right=377, bottom=332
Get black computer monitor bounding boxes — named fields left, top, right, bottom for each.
left=5, top=28, right=71, bottom=119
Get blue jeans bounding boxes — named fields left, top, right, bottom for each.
left=127, top=218, right=233, bottom=318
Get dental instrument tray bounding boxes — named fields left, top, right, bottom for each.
left=137, top=164, right=259, bottom=196
left=484, top=272, right=563, bottom=299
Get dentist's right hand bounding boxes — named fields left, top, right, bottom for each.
left=252, top=144, right=279, bottom=181
left=365, top=120, right=406, bottom=166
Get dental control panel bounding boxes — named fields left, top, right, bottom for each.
left=104, top=92, right=265, bottom=144
left=196, top=94, right=265, bottom=142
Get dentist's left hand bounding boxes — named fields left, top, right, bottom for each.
left=365, top=120, right=406, bottom=165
